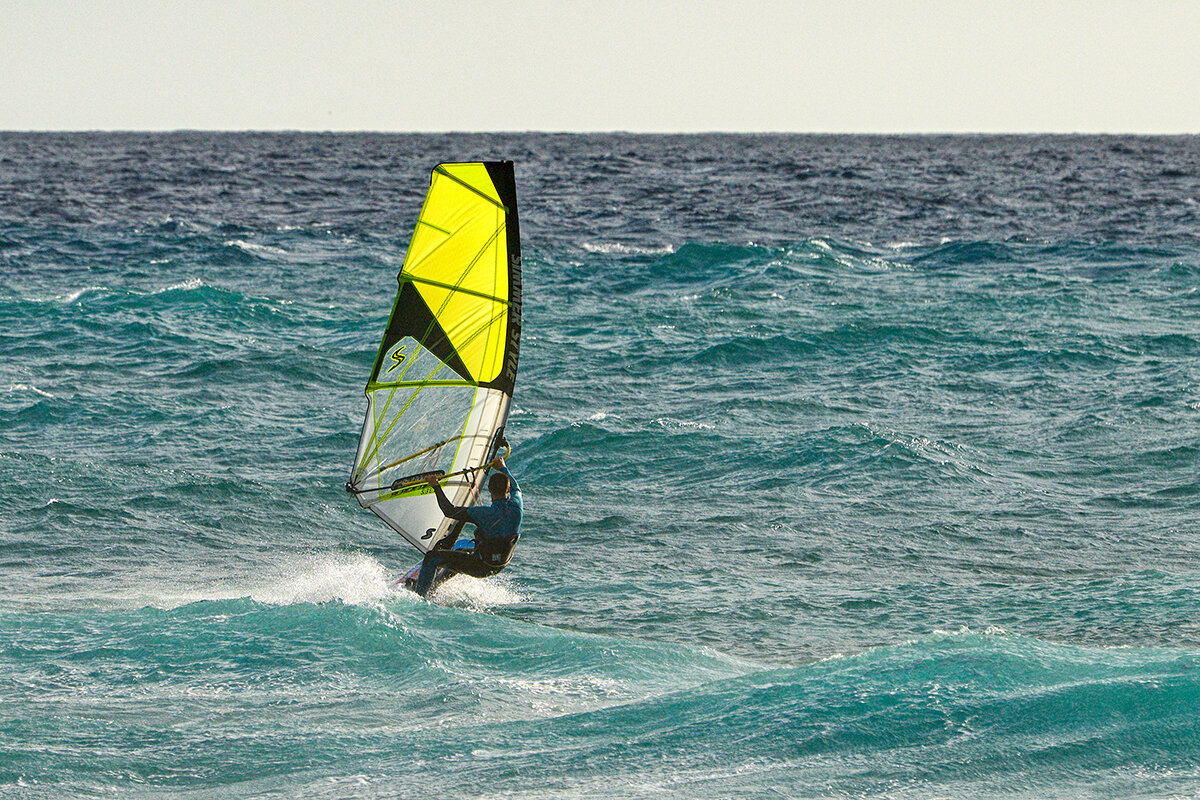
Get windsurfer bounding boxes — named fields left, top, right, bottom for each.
left=415, top=457, right=523, bottom=596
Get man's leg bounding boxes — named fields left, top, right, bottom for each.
left=414, top=552, right=442, bottom=597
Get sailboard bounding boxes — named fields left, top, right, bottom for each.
left=348, top=162, right=520, bottom=558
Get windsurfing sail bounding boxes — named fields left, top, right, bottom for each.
left=348, top=162, right=520, bottom=553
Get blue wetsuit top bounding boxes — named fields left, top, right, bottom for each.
left=431, top=466, right=522, bottom=566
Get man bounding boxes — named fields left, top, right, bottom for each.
left=415, top=456, right=523, bottom=597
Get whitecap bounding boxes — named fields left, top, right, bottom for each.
left=24, top=286, right=105, bottom=304
left=581, top=241, right=676, bottom=256
left=7, top=383, right=54, bottom=398
left=159, top=277, right=205, bottom=293
left=654, top=417, right=716, bottom=430
left=224, top=239, right=289, bottom=258
left=58, top=287, right=94, bottom=303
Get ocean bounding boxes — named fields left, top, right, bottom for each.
left=2, top=132, right=1199, bottom=799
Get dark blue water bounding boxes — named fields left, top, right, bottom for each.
left=2, top=132, right=1200, bottom=798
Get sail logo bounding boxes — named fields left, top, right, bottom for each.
left=386, top=345, right=408, bottom=373
left=503, top=252, right=522, bottom=382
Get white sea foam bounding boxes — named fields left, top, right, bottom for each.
left=224, top=239, right=289, bottom=258
left=581, top=241, right=675, bottom=256
left=136, top=550, right=523, bottom=611
left=160, top=277, right=205, bottom=293
left=25, top=286, right=103, bottom=304
left=246, top=551, right=396, bottom=606
left=7, top=383, right=54, bottom=398
left=654, top=416, right=715, bottom=430
left=133, top=551, right=398, bottom=610
left=929, top=624, right=1010, bottom=638
left=430, top=572, right=524, bottom=608
left=58, top=287, right=94, bottom=303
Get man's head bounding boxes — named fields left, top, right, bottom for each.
left=488, top=470, right=510, bottom=500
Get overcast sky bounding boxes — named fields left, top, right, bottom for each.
left=3, top=0, right=1198, bottom=133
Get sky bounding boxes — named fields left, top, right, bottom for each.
left=3, top=0, right=1199, bottom=133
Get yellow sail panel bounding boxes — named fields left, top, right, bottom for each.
left=403, top=171, right=508, bottom=298
left=437, top=163, right=503, bottom=204
left=396, top=163, right=510, bottom=387
left=413, top=283, right=508, bottom=385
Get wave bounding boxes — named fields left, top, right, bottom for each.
left=8, top=532, right=1200, bottom=796
left=397, top=631, right=1200, bottom=798
left=548, top=238, right=1192, bottom=312
left=0, top=553, right=755, bottom=724
left=0, top=278, right=292, bottom=321
left=9, top=621, right=1189, bottom=798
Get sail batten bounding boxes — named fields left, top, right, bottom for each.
left=350, top=162, right=521, bottom=554
left=403, top=274, right=512, bottom=304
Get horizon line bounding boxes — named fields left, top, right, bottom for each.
left=2, top=128, right=1199, bottom=137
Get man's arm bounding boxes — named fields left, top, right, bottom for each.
left=490, top=457, right=519, bottom=491
left=424, top=477, right=474, bottom=522
left=490, top=457, right=521, bottom=511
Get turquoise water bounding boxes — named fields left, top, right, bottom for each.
left=2, top=133, right=1200, bottom=798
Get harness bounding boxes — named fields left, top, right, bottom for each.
left=476, top=531, right=520, bottom=567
